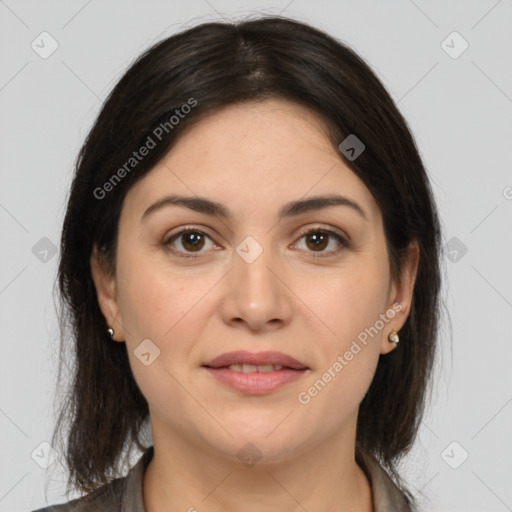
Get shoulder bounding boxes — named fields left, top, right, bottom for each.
left=31, top=446, right=154, bottom=512
left=30, top=476, right=126, bottom=512
left=357, top=449, right=416, bottom=512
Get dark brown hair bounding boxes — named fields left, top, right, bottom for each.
left=50, top=15, right=443, bottom=508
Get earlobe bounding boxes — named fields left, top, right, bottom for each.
left=380, top=328, right=400, bottom=355
left=89, top=244, right=125, bottom=342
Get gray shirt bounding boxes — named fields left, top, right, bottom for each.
left=32, top=446, right=413, bottom=511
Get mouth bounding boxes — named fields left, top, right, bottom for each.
left=207, top=363, right=291, bottom=372
left=202, top=350, right=309, bottom=395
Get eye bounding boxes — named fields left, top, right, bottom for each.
left=164, top=228, right=216, bottom=258
left=163, top=226, right=349, bottom=259
left=293, top=227, right=349, bottom=257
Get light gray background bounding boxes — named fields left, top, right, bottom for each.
left=1, top=1, right=511, bottom=511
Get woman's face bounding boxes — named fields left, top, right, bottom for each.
left=91, top=99, right=418, bottom=463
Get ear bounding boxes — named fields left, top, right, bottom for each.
left=90, top=244, right=125, bottom=342
left=380, top=239, right=420, bottom=355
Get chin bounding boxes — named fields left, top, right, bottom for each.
left=201, top=419, right=311, bottom=466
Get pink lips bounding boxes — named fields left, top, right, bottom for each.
left=202, top=350, right=309, bottom=395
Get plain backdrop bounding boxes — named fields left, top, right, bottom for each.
left=1, top=1, right=511, bottom=511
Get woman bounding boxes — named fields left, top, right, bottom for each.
left=33, top=15, right=442, bottom=512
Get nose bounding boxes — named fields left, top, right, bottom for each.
left=220, top=238, right=293, bottom=333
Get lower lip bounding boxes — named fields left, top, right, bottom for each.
left=203, top=367, right=308, bottom=395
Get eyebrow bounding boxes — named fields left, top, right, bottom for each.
left=141, top=194, right=368, bottom=222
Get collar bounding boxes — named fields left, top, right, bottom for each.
left=120, top=445, right=154, bottom=512
left=357, top=449, right=413, bottom=512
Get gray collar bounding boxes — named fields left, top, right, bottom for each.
left=120, top=445, right=154, bottom=512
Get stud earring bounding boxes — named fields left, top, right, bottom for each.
left=388, top=329, right=399, bottom=348
left=107, top=327, right=115, bottom=339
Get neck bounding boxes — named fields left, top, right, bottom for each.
left=143, top=417, right=373, bottom=512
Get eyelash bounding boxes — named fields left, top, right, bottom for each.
left=163, top=226, right=350, bottom=260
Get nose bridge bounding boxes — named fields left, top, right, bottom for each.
left=223, top=232, right=291, bottom=329
left=235, top=233, right=280, bottom=300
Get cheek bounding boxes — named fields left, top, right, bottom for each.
left=296, top=268, right=386, bottom=422
left=114, top=253, right=202, bottom=417
left=115, top=245, right=186, bottom=338
left=299, top=255, right=389, bottom=396
left=115, top=248, right=216, bottom=371
left=303, top=260, right=389, bottom=344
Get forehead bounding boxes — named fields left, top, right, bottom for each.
left=123, top=99, right=381, bottom=225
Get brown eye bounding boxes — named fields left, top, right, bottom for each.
left=164, top=226, right=349, bottom=260
left=295, top=228, right=349, bottom=257
left=179, top=231, right=206, bottom=252
left=304, top=232, right=329, bottom=251
left=164, top=229, right=214, bottom=257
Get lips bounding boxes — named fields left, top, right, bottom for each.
left=203, top=350, right=309, bottom=370
left=202, top=350, right=309, bottom=395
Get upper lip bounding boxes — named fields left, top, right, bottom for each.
left=203, top=350, right=309, bottom=370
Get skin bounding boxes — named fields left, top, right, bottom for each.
left=91, top=99, right=419, bottom=512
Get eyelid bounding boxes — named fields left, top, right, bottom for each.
left=163, top=224, right=350, bottom=258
